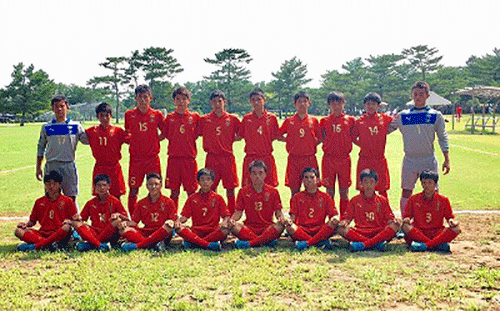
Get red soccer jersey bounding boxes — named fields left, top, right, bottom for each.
left=353, top=113, right=393, bottom=158
left=86, top=125, right=126, bottom=166
left=29, top=194, right=77, bottom=233
left=80, top=195, right=128, bottom=230
left=132, top=194, right=177, bottom=230
left=345, top=194, right=395, bottom=229
left=165, top=110, right=200, bottom=158
left=279, top=114, right=321, bottom=156
left=239, top=110, right=279, bottom=156
left=181, top=190, right=230, bottom=229
left=290, top=190, right=337, bottom=228
left=403, top=192, right=454, bottom=231
left=197, top=111, right=240, bottom=155
left=320, top=114, right=355, bottom=158
left=124, top=107, right=165, bottom=158
left=236, top=184, right=282, bottom=229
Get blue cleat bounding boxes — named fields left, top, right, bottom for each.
left=121, top=242, right=138, bottom=252
left=72, top=231, right=82, bottom=241
left=350, top=242, right=365, bottom=252
left=264, top=239, right=278, bottom=248
left=316, top=239, right=333, bottom=249
left=396, top=230, right=405, bottom=239
left=17, top=243, right=36, bottom=252
left=433, top=243, right=450, bottom=252
left=410, top=241, right=428, bottom=252
left=207, top=241, right=221, bottom=251
left=97, top=243, right=110, bottom=252
left=183, top=240, right=195, bottom=249
left=234, top=239, right=251, bottom=249
left=374, top=241, right=387, bottom=252
left=76, top=241, right=92, bottom=252
left=295, top=240, right=309, bottom=251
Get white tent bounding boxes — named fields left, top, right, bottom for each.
left=406, top=91, right=452, bottom=106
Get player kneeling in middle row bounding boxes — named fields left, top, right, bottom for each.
left=285, top=167, right=339, bottom=250
left=175, top=168, right=231, bottom=251
left=337, top=169, right=400, bottom=252
left=231, top=160, right=286, bottom=248
left=120, top=173, right=177, bottom=251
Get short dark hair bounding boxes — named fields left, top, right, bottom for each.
left=412, top=81, right=431, bottom=93
left=197, top=168, right=215, bottom=181
left=327, top=91, right=346, bottom=104
left=248, top=160, right=268, bottom=173
left=302, top=167, right=319, bottom=178
left=51, top=95, right=68, bottom=107
left=172, top=87, right=191, bottom=100
left=360, top=169, right=378, bottom=182
left=44, top=170, right=63, bottom=183
left=363, top=92, right=382, bottom=105
left=294, top=91, right=310, bottom=102
left=94, top=174, right=111, bottom=185
left=135, top=84, right=152, bottom=96
left=146, top=173, right=162, bottom=182
left=95, top=102, right=112, bottom=117
left=419, top=170, right=439, bottom=183
left=249, top=88, right=266, bottom=99
left=210, top=90, right=226, bottom=101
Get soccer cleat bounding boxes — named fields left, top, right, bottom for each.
left=154, top=241, right=166, bottom=252
left=264, top=239, right=278, bottom=248
left=97, top=243, right=110, bottom=252
left=433, top=243, right=450, bottom=252
left=72, top=230, right=82, bottom=241
left=410, top=241, right=428, bottom=252
left=350, top=242, right=365, bottom=252
left=295, top=240, right=309, bottom=251
left=316, top=239, right=333, bottom=249
left=76, top=241, right=92, bottom=252
left=207, top=241, right=221, bottom=251
left=183, top=240, right=195, bottom=249
left=374, top=241, right=387, bottom=252
left=396, top=230, right=405, bottom=239
left=121, top=242, right=138, bottom=252
left=17, top=243, right=36, bottom=252
left=234, top=239, right=251, bottom=249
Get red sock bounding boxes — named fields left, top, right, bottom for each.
left=35, top=228, right=69, bottom=249
left=171, top=196, right=179, bottom=208
left=307, top=224, right=336, bottom=246
left=249, top=226, right=281, bottom=247
left=97, top=223, right=118, bottom=242
left=227, top=194, right=236, bottom=215
left=128, top=195, right=138, bottom=217
left=378, top=191, right=388, bottom=199
left=406, top=227, right=431, bottom=243
left=426, top=229, right=458, bottom=249
left=291, top=226, right=312, bottom=241
left=136, top=227, right=172, bottom=249
left=339, top=199, right=349, bottom=219
left=236, top=226, right=258, bottom=241
left=21, top=231, right=43, bottom=244
left=204, top=229, right=227, bottom=242
left=344, top=228, right=369, bottom=242
left=363, top=227, right=397, bottom=248
left=178, top=228, right=210, bottom=248
left=77, top=226, right=101, bottom=248
left=122, top=230, right=145, bottom=243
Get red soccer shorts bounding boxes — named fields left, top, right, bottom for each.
left=291, top=225, right=322, bottom=240
left=244, top=224, right=268, bottom=238
left=93, top=163, right=126, bottom=197
left=356, top=156, right=390, bottom=191
left=285, top=155, right=318, bottom=190
left=192, top=226, right=219, bottom=238
left=351, top=227, right=384, bottom=239
left=242, top=154, right=278, bottom=187
left=165, top=156, right=198, bottom=194
left=205, top=153, right=238, bottom=190
left=25, top=229, right=53, bottom=239
left=128, top=155, right=161, bottom=188
left=322, top=155, right=352, bottom=189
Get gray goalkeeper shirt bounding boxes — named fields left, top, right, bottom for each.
left=37, top=118, right=88, bottom=162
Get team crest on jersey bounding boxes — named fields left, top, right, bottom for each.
left=436, top=201, right=440, bottom=212
left=226, top=119, right=231, bottom=127
left=319, top=198, right=323, bottom=208
left=188, top=116, right=193, bottom=124
left=211, top=199, right=216, bottom=208
left=150, top=114, right=155, bottom=123
left=264, top=192, right=270, bottom=202
left=59, top=201, right=65, bottom=210
left=160, top=202, right=165, bottom=211
left=376, top=201, right=381, bottom=213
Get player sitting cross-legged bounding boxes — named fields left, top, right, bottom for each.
left=119, top=173, right=177, bottom=252
left=231, top=160, right=286, bottom=248
left=15, top=170, right=77, bottom=251
left=175, top=168, right=231, bottom=251
left=402, top=170, right=461, bottom=252
left=285, top=167, right=339, bottom=250
left=337, top=169, right=400, bottom=252
left=70, top=174, right=129, bottom=252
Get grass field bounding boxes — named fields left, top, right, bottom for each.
left=0, top=115, right=499, bottom=310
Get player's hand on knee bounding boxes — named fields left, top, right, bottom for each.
left=338, top=220, right=349, bottom=228
left=448, top=218, right=459, bottom=228
left=402, top=217, right=411, bottom=225
left=17, top=222, right=27, bottom=229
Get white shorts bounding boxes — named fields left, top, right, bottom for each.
left=45, top=161, right=79, bottom=197
left=401, top=156, right=438, bottom=190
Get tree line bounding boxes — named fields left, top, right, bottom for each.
left=1, top=45, right=500, bottom=123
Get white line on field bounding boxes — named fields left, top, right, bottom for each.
left=449, top=144, right=498, bottom=156
left=0, top=155, right=89, bottom=175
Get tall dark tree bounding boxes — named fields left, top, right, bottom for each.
left=466, top=48, right=500, bottom=86
left=204, top=48, right=253, bottom=110
left=365, top=53, right=405, bottom=97
left=139, top=47, right=183, bottom=85
left=402, top=45, right=443, bottom=81
left=124, top=50, right=142, bottom=90
left=268, top=57, right=311, bottom=112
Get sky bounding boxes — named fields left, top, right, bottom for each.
left=1, top=0, right=499, bottom=89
